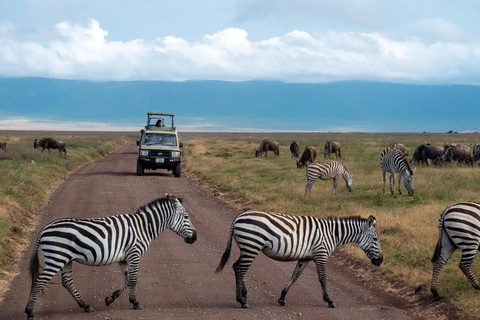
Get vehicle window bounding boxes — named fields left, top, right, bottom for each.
left=144, top=133, right=177, bottom=146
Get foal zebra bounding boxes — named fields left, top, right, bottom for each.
left=305, top=160, right=354, bottom=195
left=431, top=202, right=480, bottom=301
left=215, top=210, right=383, bottom=309
left=25, top=194, right=197, bottom=320
left=380, top=147, right=415, bottom=195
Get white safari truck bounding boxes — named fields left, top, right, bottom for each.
left=136, top=112, right=183, bottom=177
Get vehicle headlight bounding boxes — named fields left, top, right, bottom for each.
left=140, top=150, right=149, bottom=157
left=171, top=151, right=181, bottom=158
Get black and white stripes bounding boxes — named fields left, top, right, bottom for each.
left=215, top=210, right=383, bottom=309
left=25, top=194, right=197, bottom=320
left=431, top=202, right=480, bottom=301
left=380, top=147, right=415, bottom=195
left=305, top=160, right=354, bottom=195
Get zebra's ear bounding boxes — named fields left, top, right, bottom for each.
left=412, top=167, right=417, bottom=174
left=167, top=194, right=176, bottom=203
left=367, top=215, right=376, bottom=228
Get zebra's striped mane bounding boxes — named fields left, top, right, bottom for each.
left=403, top=156, right=414, bottom=174
left=133, top=196, right=181, bottom=215
left=327, top=216, right=366, bottom=224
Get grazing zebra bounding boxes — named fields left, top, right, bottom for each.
left=25, top=194, right=197, bottom=320
left=305, top=160, right=354, bottom=196
left=215, top=210, right=383, bottom=309
left=431, top=202, right=480, bottom=301
left=380, top=147, right=415, bottom=195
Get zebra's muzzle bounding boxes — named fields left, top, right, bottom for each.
left=371, top=253, right=383, bottom=267
left=185, top=230, right=197, bottom=244
left=408, top=189, right=415, bottom=196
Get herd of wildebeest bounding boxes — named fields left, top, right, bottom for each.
left=254, top=138, right=480, bottom=167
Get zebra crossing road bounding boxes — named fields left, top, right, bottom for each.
left=0, top=141, right=418, bottom=320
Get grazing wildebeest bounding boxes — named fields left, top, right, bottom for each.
left=0, top=141, right=6, bottom=152
left=323, top=141, right=341, bottom=159
left=34, top=137, right=67, bottom=157
left=438, top=144, right=472, bottom=166
left=296, top=146, right=317, bottom=168
left=289, top=141, right=300, bottom=158
left=392, top=143, right=408, bottom=156
left=411, top=144, right=444, bottom=166
left=255, top=140, right=279, bottom=158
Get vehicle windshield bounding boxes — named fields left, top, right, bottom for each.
left=143, top=133, right=177, bottom=146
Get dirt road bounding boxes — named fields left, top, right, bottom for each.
left=1, top=142, right=419, bottom=320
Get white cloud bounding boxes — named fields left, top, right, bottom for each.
left=1, top=19, right=480, bottom=84
left=416, top=18, right=462, bottom=43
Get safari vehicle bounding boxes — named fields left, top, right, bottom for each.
left=136, top=112, right=183, bottom=177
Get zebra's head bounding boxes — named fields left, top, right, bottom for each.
left=345, top=173, right=354, bottom=192
left=343, top=165, right=354, bottom=192
left=402, top=168, right=415, bottom=196
left=167, top=194, right=197, bottom=244
left=359, top=216, right=383, bottom=267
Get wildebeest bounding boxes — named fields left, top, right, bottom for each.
left=438, top=144, right=472, bottom=166
left=255, top=140, right=279, bottom=158
left=392, top=143, right=408, bottom=156
left=0, top=141, right=6, bottom=152
left=411, top=143, right=444, bottom=166
left=323, top=141, right=341, bottom=159
left=34, top=137, right=67, bottom=157
left=289, top=141, right=300, bottom=158
left=296, top=146, right=317, bottom=168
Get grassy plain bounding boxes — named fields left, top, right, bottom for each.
left=180, top=131, right=480, bottom=317
left=1, top=130, right=480, bottom=317
left=0, top=131, right=136, bottom=297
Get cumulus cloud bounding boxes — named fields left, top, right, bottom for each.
left=1, top=19, right=480, bottom=84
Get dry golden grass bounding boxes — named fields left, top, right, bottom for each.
left=181, top=131, right=480, bottom=317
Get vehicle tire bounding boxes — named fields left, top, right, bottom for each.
left=136, top=160, right=144, bottom=176
left=174, top=163, right=181, bottom=177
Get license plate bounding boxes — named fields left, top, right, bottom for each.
left=156, top=158, right=164, bottom=163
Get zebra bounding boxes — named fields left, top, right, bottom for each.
left=25, top=194, right=197, bottom=320
left=215, top=210, right=383, bottom=309
left=431, top=202, right=480, bottom=301
left=380, top=147, right=415, bottom=195
left=305, top=160, right=354, bottom=196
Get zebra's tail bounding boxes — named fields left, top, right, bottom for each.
left=431, top=211, right=447, bottom=263
left=29, top=233, right=42, bottom=290
left=215, top=223, right=234, bottom=274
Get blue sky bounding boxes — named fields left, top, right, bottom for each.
left=1, top=0, right=480, bottom=84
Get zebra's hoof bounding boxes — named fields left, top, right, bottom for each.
left=105, top=296, right=114, bottom=306
left=329, top=302, right=337, bottom=308
left=278, top=299, right=285, bottom=306
left=241, top=303, right=250, bottom=309
left=133, top=302, right=143, bottom=310
left=84, top=305, right=95, bottom=312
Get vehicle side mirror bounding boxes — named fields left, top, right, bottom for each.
left=179, top=142, right=184, bottom=148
